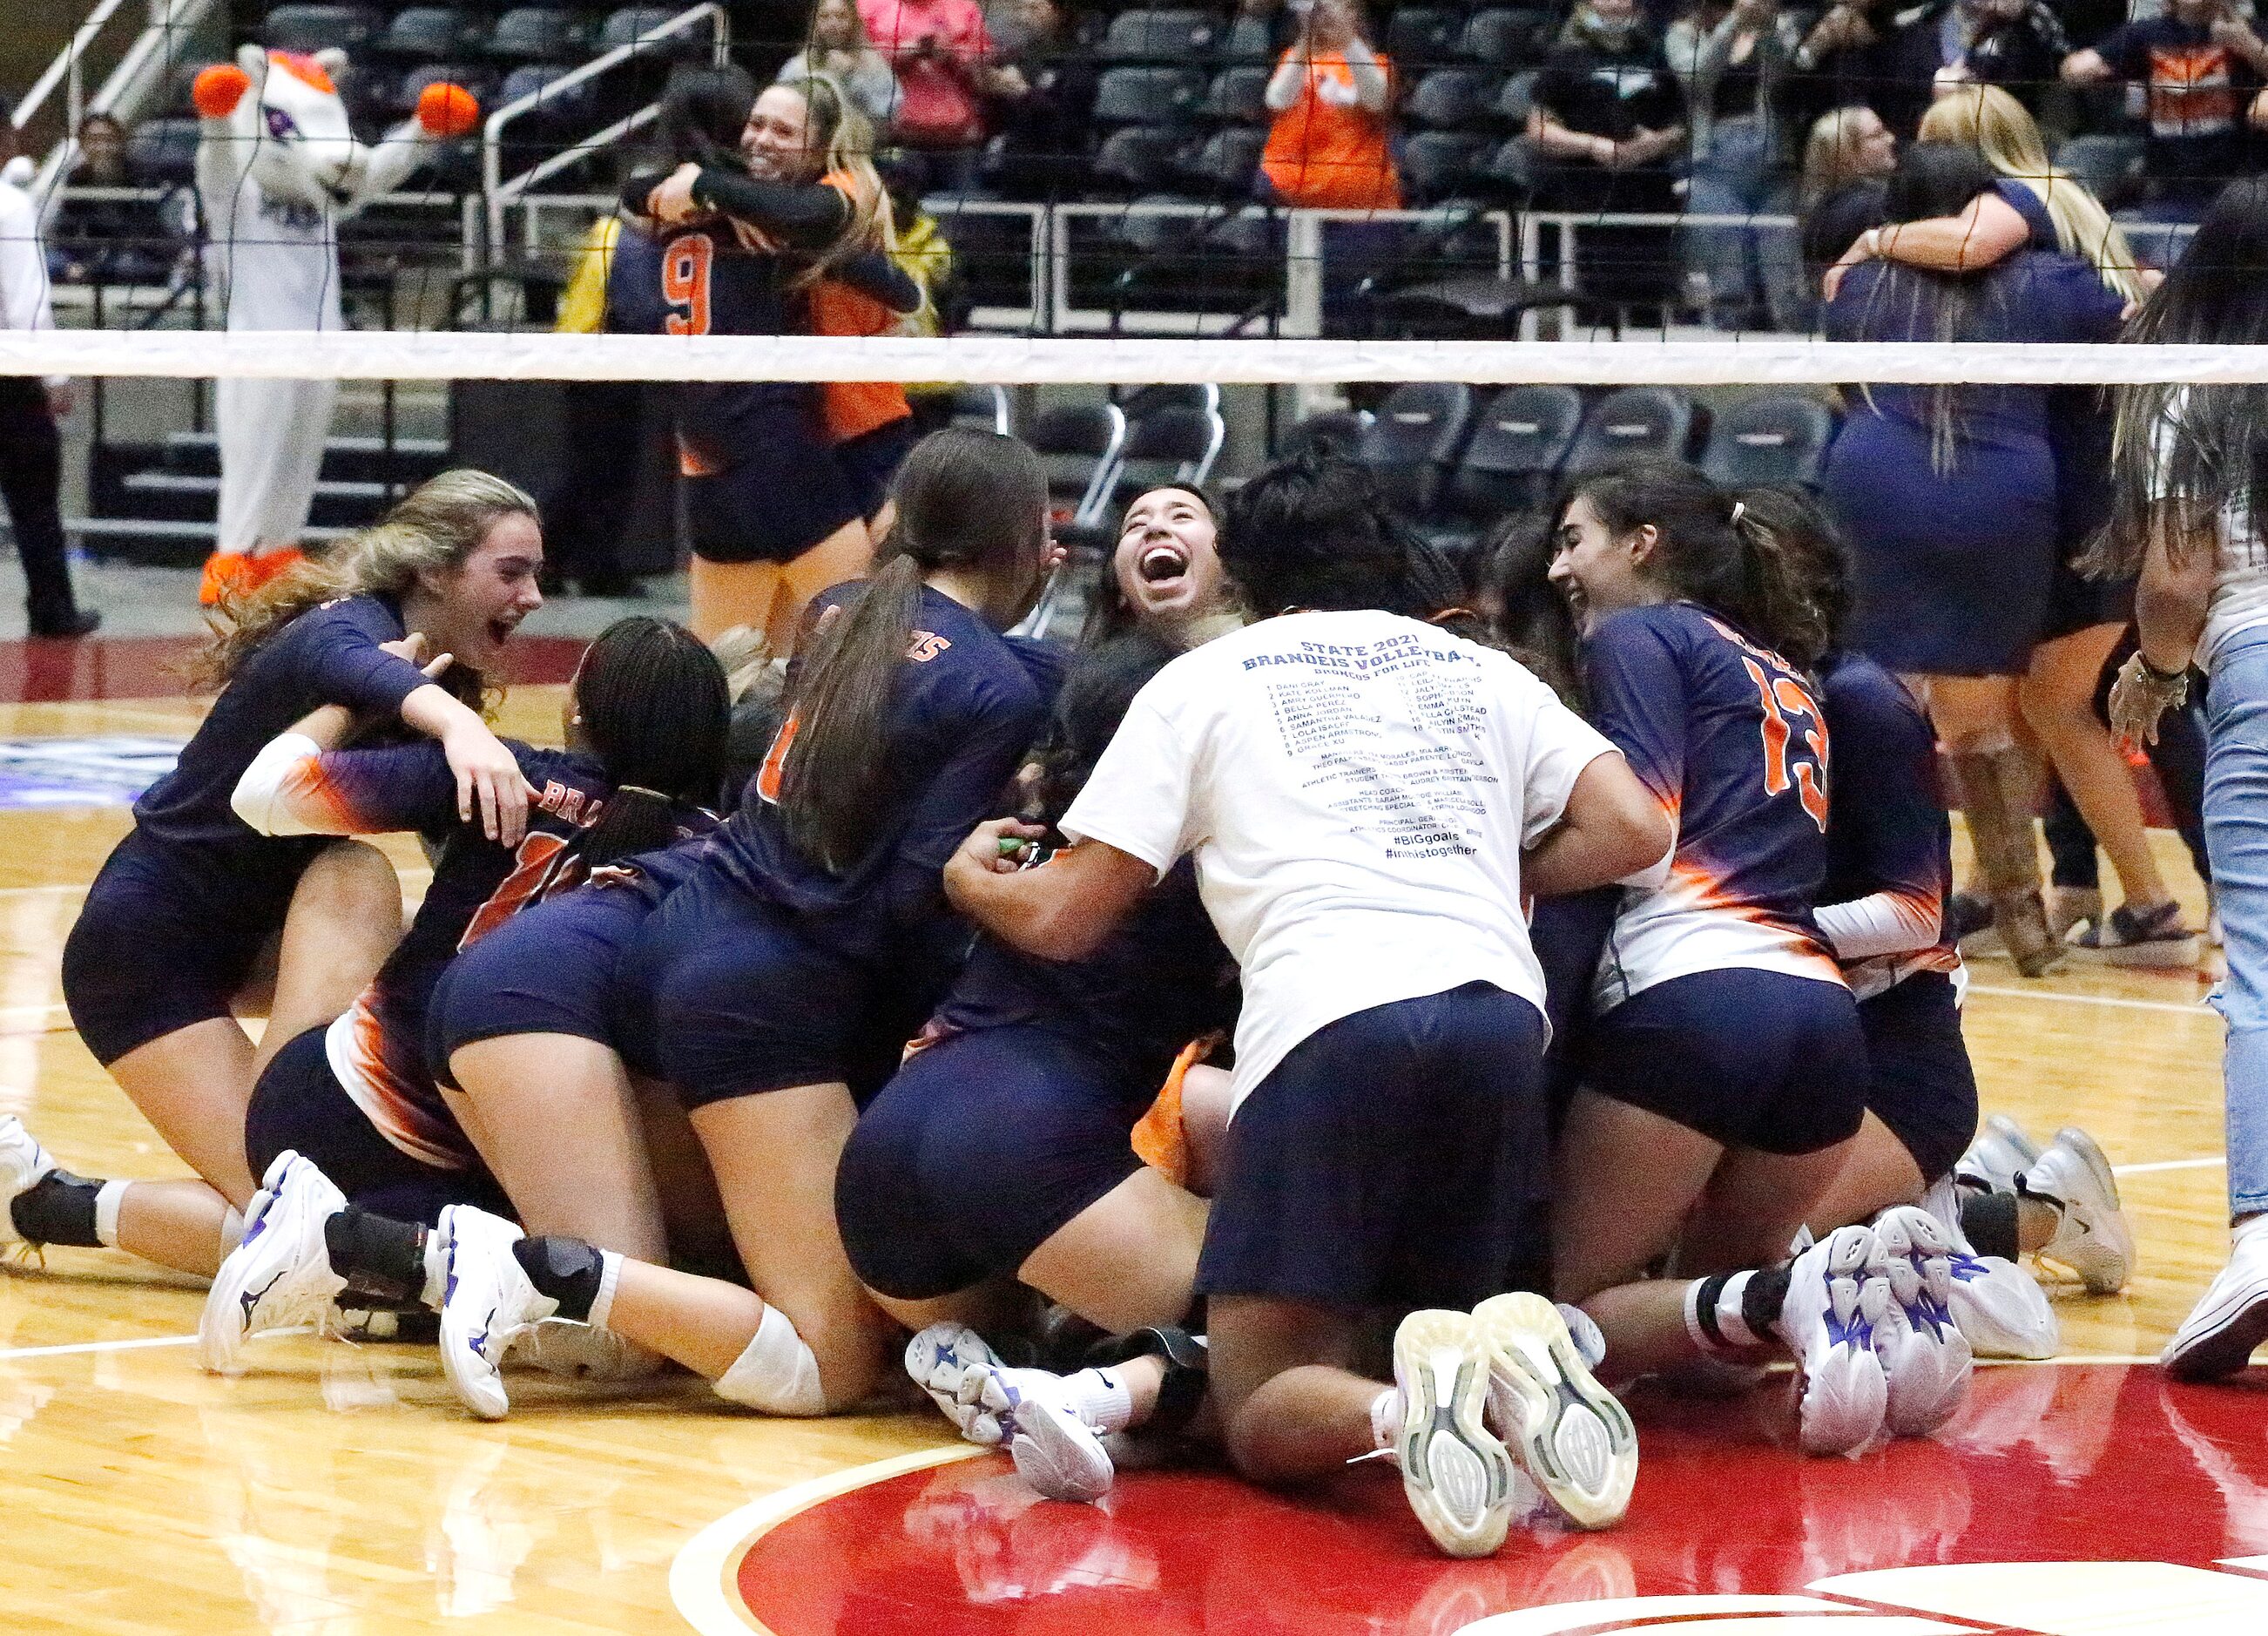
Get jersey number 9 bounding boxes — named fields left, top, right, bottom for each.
left=663, top=233, right=713, bottom=337
left=1741, top=657, right=1829, bottom=832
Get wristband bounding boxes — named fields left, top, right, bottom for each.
left=2137, top=652, right=2189, bottom=684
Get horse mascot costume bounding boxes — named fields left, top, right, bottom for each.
left=191, top=47, right=478, bottom=603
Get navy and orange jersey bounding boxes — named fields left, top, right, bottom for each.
left=709, top=580, right=1063, bottom=969
left=1583, top=602, right=1842, bottom=1010
left=921, top=857, right=1239, bottom=1101
left=604, top=219, right=810, bottom=478
left=1818, top=650, right=1960, bottom=1002
left=263, top=736, right=713, bottom=1168
left=135, top=593, right=430, bottom=850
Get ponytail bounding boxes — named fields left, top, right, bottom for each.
left=776, top=428, right=1049, bottom=871
left=561, top=616, right=732, bottom=870
left=778, top=553, right=927, bottom=869
left=1566, top=460, right=1831, bottom=666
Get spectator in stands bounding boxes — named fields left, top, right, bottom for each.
left=780, top=0, right=902, bottom=132
left=1791, top=0, right=1943, bottom=140
left=1529, top=0, right=1688, bottom=321
left=0, top=105, right=101, bottom=638
left=1934, top=0, right=2071, bottom=112
left=50, top=112, right=192, bottom=289
left=2062, top=0, right=2268, bottom=266
left=1796, top=105, right=1895, bottom=316
left=860, top=0, right=1007, bottom=192
left=1668, top=0, right=1806, bottom=329
left=1258, top=0, right=1400, bottom=210
left=983, top=0, right=1101, bottom=202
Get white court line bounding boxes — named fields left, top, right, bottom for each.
left=2115, top=1156, right=2227, bottom=1175
left=1968, top=984, right=2212, bottom=1016
left=0, top=1333, right=195, bottom=1361
left=672, top=1443, right=982, bottom=1636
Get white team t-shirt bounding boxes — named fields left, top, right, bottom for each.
left=1060, top=609, right=1619, bottom=1111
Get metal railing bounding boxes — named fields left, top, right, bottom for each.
left=17, top=0, right=222, bottom=220
left=481, top=2, right=727, bottom=253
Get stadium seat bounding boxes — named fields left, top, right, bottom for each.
left=1566, top=386, right=1709, bottom=475
left=1279, top=408, right=1372, bottom=460
left=1100, top=9, right=1225, bottom=63
left=1220, top=13, right=1279, bottom=61
left=596, top=6, right=688, bottom=54
left=494, top=64, right=591, bottom=130
left=1357, top=382, right=1476, bottom=517
left=485, top=7, right=582, bottom=63
left=1405, top=68, right=1496, bottom=131
left=124, top=117, right=199, bottom=186
left=1205, top=64, right=1271, bottom=125
left=1494, top=70, right=1540, bottom=128
left=1480, top=133, right=1537, bottom=204
left=261, top=3, right=383, bottom=54
left=1461, top=8, right=1549, bottom=66
left=1383, top=7, right=1462, bottom=67
left=1093, top=66, right=1208, bottom=125
left=1437, top=384, right=1586, bottom=530
left=1104, top=401, right=1228, bottom=506
left=1699, top=392, right=1839, bottom=490
left=1118, top=383, right=1220, bottom=417
left=948, top=384, right=1013, bottom=435
left=378, top=7, right=482, bottom=62
left=1365, top=272, right=1575, bottom=339
left=1030, top=402, right=1129, bottom=531
left=1184, top=125, right=1266, bottom=198
left=1399, top=132, right=1488, bottom=206
left=1094, top=128, right=1192, bottom=194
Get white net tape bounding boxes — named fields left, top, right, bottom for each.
left=6, top=331, right=2268, bottom=385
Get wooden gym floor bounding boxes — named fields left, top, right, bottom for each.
left=0, top=671, right=2250, bottom=1636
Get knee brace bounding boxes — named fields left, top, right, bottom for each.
left=713, top=1304, right=827, bottom=1416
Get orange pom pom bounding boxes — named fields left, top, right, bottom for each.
left=415, top=82, right=480, bottom=139
left=191, top=63, right=253, bottom=120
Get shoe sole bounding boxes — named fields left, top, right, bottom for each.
left=2065, top=935, right=2202, bottom=969
left=1471, top=1292, right=1636, bottom=1530
left=904, top=1324, right=1005, bottom=1446
left=1873, top=1208, right=1974, bottom=1437
left=1394, top=1309, right=1521, bottom=1558
left=2163, top=1279, right=2268, bottom=1381
left=1796, top=1227, right=1891, bottom=1457
left=1005, top=1398, right=1114, bottom=1504
left=196, top=1160, right=325, bottom=1376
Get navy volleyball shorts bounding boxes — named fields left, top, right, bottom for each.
left=64, top=828, right=320, bottom=1067
left=1858, top=970, right=1978, bottom=1186
left=1196, top=982, right=1552, bottom=1312
left=1580, top=967, right=1869, bottom=1155
left=837, top=1024, right=1150, bottom=1300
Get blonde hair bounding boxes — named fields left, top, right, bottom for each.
left=1919, top=84, right=2147, bottom=303
left=1800, top=106, right=1884, bottom=206
left=787, top=72, right=895, bottom=289
left=191, top=469, right=538, bottom=695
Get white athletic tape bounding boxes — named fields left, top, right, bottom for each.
left=11, top=331, right=2268, bottom=386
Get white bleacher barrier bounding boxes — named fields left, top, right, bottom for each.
left=7, top=329, right=2268, bottom=384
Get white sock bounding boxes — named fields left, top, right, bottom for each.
left=91, top=1180, right=129, bottom=1250
left=1369, top=1386, right=1401, bottom=1453
left=419, top=1228, right=449, bottom=1310
left=584, top=1249, right=624, bottom=1332
left=1061, top=1367, right=1134, bottom=1434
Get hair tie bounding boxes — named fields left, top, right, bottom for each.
left=617, top=785, right=670, bottom=801
left=1729, top=500, right=1748, bottom=528
left=1427, top=607, right=1477, bottom=625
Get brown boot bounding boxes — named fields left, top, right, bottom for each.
left=1945, top=748, right=2061, bottom=978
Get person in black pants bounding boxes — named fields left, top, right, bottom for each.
left=0, top=105, right=99, bottom=639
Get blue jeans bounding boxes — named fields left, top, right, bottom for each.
left=1684, top=117, right=1802, bottom=332
left=2204, top=622, right=2268, bottom=1218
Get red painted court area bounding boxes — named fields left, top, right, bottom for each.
left=732, top=1367, right=2268, bottom=1636
left=0, top=635, right=589, bottom=702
